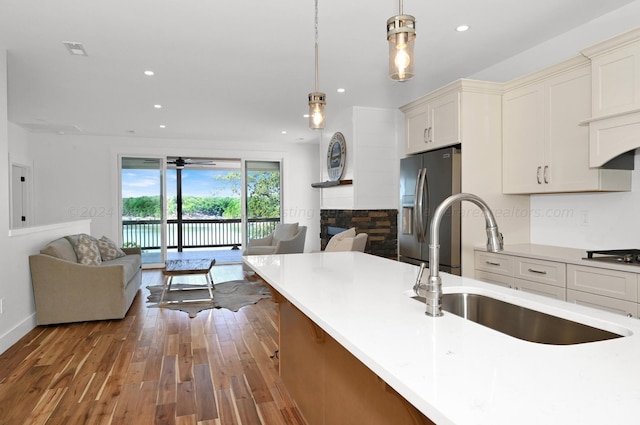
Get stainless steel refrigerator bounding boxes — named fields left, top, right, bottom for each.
left=399, top=146, right=461, bottom=275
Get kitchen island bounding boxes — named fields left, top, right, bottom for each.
left=244, top=251, right=640, bottom=425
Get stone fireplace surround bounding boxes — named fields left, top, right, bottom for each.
left=320, top=209, right=398, bottom=259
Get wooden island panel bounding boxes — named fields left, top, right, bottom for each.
left=278, top=295, right=434, bottom=425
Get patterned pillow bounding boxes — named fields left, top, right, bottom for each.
left=97, top=236, right=127, bottom=261
left=74, top=234, right=102, bottom=266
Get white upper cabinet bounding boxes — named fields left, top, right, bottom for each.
left=402, top=88, right=460, bottom=154
left=580, top=27, right=640, bottom=167
left=583, top=28, right=640, bottom=118
left=502, top=82, right=546, bottom=193
left=502, top=57, right=632, bottom=194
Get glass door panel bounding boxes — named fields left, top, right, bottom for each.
left=166, top=164, right=242, bottom=258
left=244, top=160, right=282, bottom=245
left=120, top=156, right=166, bottom=267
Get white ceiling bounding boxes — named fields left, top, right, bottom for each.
left=0, top=0, right=635, bottom=144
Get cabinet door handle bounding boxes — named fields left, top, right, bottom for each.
left=423, top=128, right=428, bottom=143
left=536, top=166, right=542, bottom=184
left=486, top=261, right=501, bottom=266
left=543, top=165, right=549, bottom=184
left=427, top=127, right=432, bottom=143
left=527, top=268, right=547, bottom=275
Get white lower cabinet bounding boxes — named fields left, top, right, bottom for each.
left=475, top=270, right=514, bottom=288
left=475, top=250, right=640, bottom=314
left=514, top=257, right=566, bottom=288
left=566, top=264, right=639, bottom=318
left=514, top=278, right=566, bottom=300
left=566, top=289, right=638, bottom=318
left=474, top=252, right=566, bottom=300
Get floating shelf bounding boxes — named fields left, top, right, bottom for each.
left=311, top=179, right=353, bottom=188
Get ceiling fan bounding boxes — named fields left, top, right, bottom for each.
left=167, top=157, right=216, bottom=168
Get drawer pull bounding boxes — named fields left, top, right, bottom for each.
left=486, top=261, right=501, bottom=266
left=527, top=268, right=547, bottom=275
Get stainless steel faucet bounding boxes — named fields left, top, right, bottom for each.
left=419, top=193, right=504, bottom=317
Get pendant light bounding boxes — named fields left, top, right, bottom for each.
left=308, top=0, right=326, bottom=130
left=387, top=0, right=416, bottom=81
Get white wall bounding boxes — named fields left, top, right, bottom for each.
left=319, top=106, right=401, bottom=210
left=0, top=53, right=94, bottom=354
left=470, top=2, right=640, bottom=250
left=27, top=133, right=321, bottom=251
left=529, top=151, right=640, bottom=249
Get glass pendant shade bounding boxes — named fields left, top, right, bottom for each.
left=308, top=92, right=326, bottom=130
left=387, top=14, right=416, bottom=81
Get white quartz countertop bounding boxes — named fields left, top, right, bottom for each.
left=244, top=251, right=640, bottom=425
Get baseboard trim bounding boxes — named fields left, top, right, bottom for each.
left=0, top=313, right=37, bottom=355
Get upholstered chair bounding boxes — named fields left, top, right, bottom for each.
left=324, top=228, right=368, bottom=252
left=242, top=223, right=307, bottom=270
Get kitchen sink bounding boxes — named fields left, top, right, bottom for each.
left=413, top=292, right=625, bottom=345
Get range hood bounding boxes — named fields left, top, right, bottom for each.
left=580, top=27, right=640, bottom=167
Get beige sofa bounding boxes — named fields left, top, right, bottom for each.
left=29, top=235, right=142, bottom=325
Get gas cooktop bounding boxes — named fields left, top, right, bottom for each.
left=584, top=249, right=640, bottom=265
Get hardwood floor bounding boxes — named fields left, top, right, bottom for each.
left=0, top=265, right=306, bottom=425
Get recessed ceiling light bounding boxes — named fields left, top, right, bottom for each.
left=303, top=114, right=310, bottom=118
left=63, top=41, right=87, bottom=56
left=337, top=88, right=346, bottom=93
left=281, top=130, right=287, bottom=134
left=159, top=125, right=166, bottom=129
left=154, top=104, right=162, bottom=109
left=144, top=70, right=155, bottom=76
left=456, top=25, right=470, bottom=32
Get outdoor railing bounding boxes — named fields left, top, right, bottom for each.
left=122, top=217, right=280, bottom=250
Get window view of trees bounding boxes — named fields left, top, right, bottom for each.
left=122, top=196, right=240, bottom=219
left=215, top=170, right=281, bottom=219
left=246, top=170, right=280, bottom=219
left=121, top=168, right=281, bottom=220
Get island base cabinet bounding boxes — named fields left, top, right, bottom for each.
left=279, top=300, right=434, bottom=425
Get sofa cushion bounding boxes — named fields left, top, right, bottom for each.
left=102, top=254, right=141, bottom=284
left=272, top=223, right=298, bottom=244
left=325, top=227, right=356, bottom=251
left=40, top=237, right=78, bottom=263
left=68, top=234, right=102, bottom=266
left=97, top=236, right=127, bottom=261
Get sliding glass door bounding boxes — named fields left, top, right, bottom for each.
left=119, top=156, right=277, bottom=266
left=120, top=156, right=166, bottom=267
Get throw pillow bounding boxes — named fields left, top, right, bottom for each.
left=325, top=227, right=356, bottom=251
left=74, top=234, right=102, bottom=266
left=272, top=223, right=299, bottom=244
left=97, top=236, right=127, bottom=261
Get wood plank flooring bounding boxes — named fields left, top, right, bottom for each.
left=0, top=265, right=307, bottom=425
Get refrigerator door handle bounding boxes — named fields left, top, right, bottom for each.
left=421, top=168, right=430, bottom=243
left=415, top=168, right=428, bottom=243
left=414, top=168, right=424, bottom=242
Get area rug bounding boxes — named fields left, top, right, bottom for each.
left=146, top=280, right=272, bottom=318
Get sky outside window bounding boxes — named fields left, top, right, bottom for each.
left=122, top=169, right=239, bottom=198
